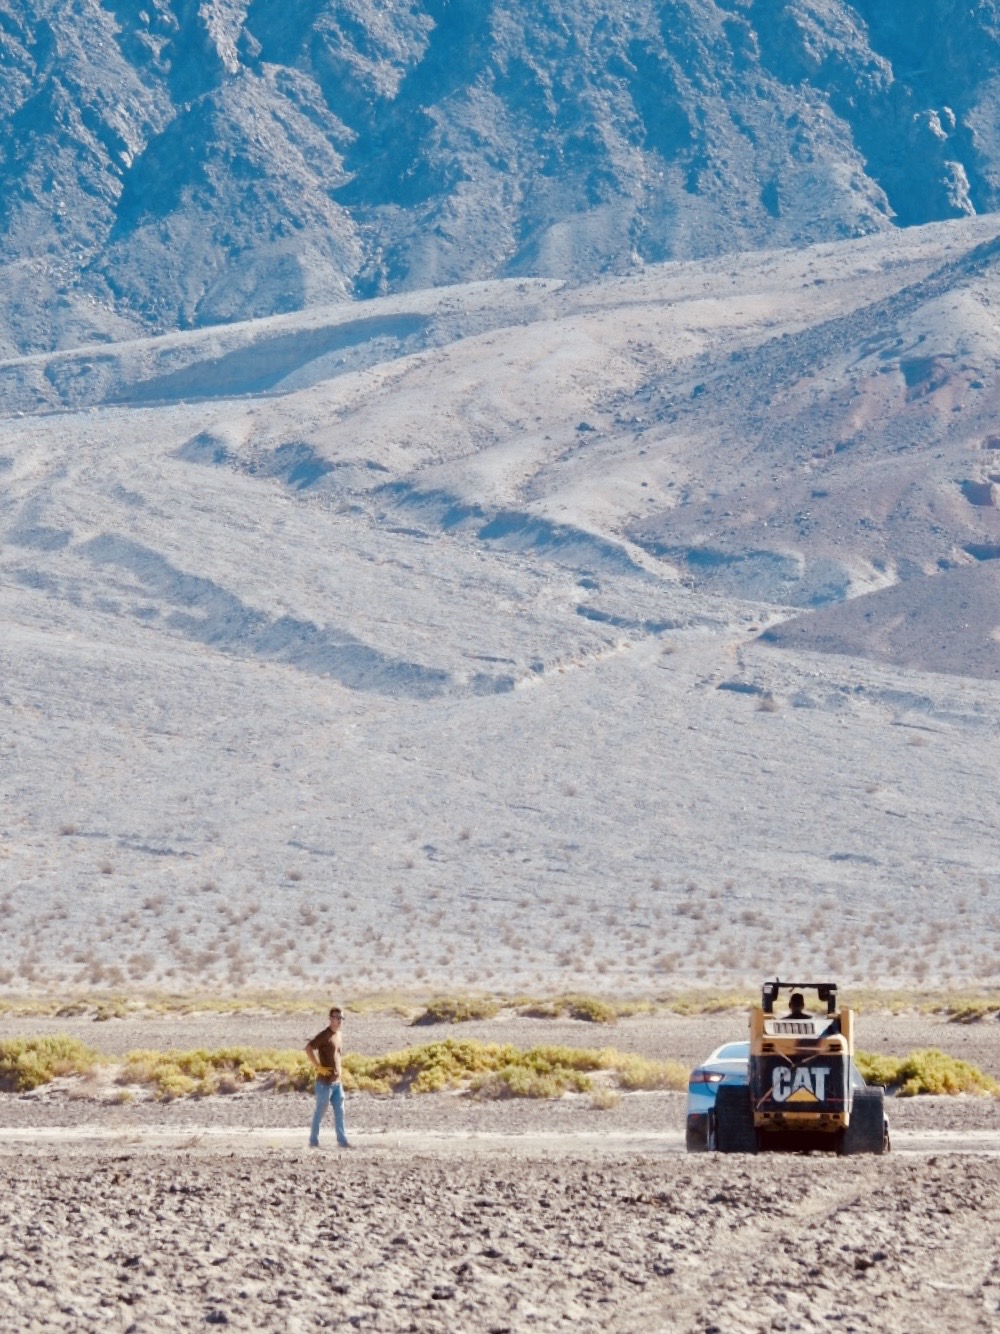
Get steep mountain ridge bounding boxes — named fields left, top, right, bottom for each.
left=1, top=0, right=1000, bottom=353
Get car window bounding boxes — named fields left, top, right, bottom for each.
left=715, top=1042, right=749, bottom=1061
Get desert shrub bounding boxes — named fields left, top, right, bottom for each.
left=346, top=1040, right=614, bottom=1097
left=0, top=1036, right=102, bottom=1091
left=856, top=1048, right=999, bottom=1097
left=468, top=1067, right=592, bottom=1099
left=614, top=1000, right=657, bottom=1018
left=517, top=995, right=654, bottom=1022
left=120, top=1047, right=312, bottom=1099
left=946, top=1002, right=1000, bottom=1024
left=590, top=1088, right=622, bottom=1111
left=47, top=1039, right=697, bottom=1101
left=411, top=996, right=500, bottom=1026
left=613, top=1056, right=688, bottom=1091
left=518, top=1001, right=561, bottom=1019
left=559, top=995, right=618, bottom=1024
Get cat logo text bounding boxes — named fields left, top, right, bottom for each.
left=771, top=1066, right=830, bottom=1104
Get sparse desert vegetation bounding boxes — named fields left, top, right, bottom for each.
left=0, top=91, right=997, bottom=1013
left=411, top=996, right=501, bottom=1026
left=856, top=1048, right=999, bottom=1097
left=4, top=1027, right=998, bottom=1104
left=0, top=1036, right=103, bottom=1091
left=2, top=988, right=1000, bottom=1023
left=0, top=1036, right=687, bottom=1101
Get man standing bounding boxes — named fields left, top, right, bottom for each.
left=305, top=1006, right=352, bottom=1148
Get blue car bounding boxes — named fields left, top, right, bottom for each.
left=686, top=1041, right=750, bottom=1152
left=686, top=1041, right=889, bottom=1152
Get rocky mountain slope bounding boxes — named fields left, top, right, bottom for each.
left=3, top=0, right=1000, bottom=354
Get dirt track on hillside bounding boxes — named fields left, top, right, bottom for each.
left=1, top=1145, right=998, bottom=1332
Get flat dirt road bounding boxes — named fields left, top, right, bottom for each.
left=2, top=1142, right=999, bottom=1332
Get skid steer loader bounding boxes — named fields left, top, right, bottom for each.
left=714, top=980, right=888, bottom=1155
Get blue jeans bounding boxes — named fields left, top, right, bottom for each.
left=310, top=1079, right=348, bottom=1146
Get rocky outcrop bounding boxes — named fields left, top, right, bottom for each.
left=961, top=479, right=1000, bottom=508
left=3, top=0, right=1000, bottom=352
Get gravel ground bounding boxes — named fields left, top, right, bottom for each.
left=3, top=1087, right=1000, bottom=1136
left=2, top=1147, right=999, bottom=1332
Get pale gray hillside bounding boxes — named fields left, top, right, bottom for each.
left=4, top=1, right=1000, bottom=352
left=1, top=219, right=999, bottom=995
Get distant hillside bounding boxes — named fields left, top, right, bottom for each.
left=3, top=0, right=1000, bottom=353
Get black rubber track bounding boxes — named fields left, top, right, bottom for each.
left=715, top=1084, right=758, bottom=1154
left=841, top=1087, right=888, bottom=1155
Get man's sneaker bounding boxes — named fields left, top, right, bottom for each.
left=337, top=1140, right=355, bottom=1150
left=308, top=1140, right=321, bottom=1149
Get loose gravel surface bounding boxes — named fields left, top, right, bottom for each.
left=2, top=1147, right=1000, bottom=1332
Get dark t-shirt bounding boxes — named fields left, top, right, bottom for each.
left=309, top=1027, right=342, bottom=1082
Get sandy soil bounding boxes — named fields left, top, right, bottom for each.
left=2, top=1145, right=999, bottom=1332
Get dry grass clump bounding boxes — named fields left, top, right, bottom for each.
left=857, top=1048, right=999, bottom=1097
left=95, top=998, right=134, bottom=1022
left=349, top=1041, right=686, bottom=1098
left=561, top=995, right=618, bottom=1024
left=345, top=1040, right=606, bottom=1096
left=0, top=1036, right=103, bottom=1091
left=589, top=1087, right=622, bottom=1111
left=517, top=1001, right=562, bottom=1019
left=411, top=996, right=501, bottom=1026
left=945, top=1001, right=1000, bottom=1024
left=836, top=991, right=1000, bottom=1017
left=613, top=1055, right=688, bottom=1091
left=120, top=1047, right=313, bottom=1099
left=2, top=1036, right=696, bottom=1102
left=116, top=1040, right=590, bottom=1099
left=467, top=1066, right=593, bottom=1100
left=516, top=994, right=621, bottom=1023
left=663, top=992, right=753, bottom=1015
